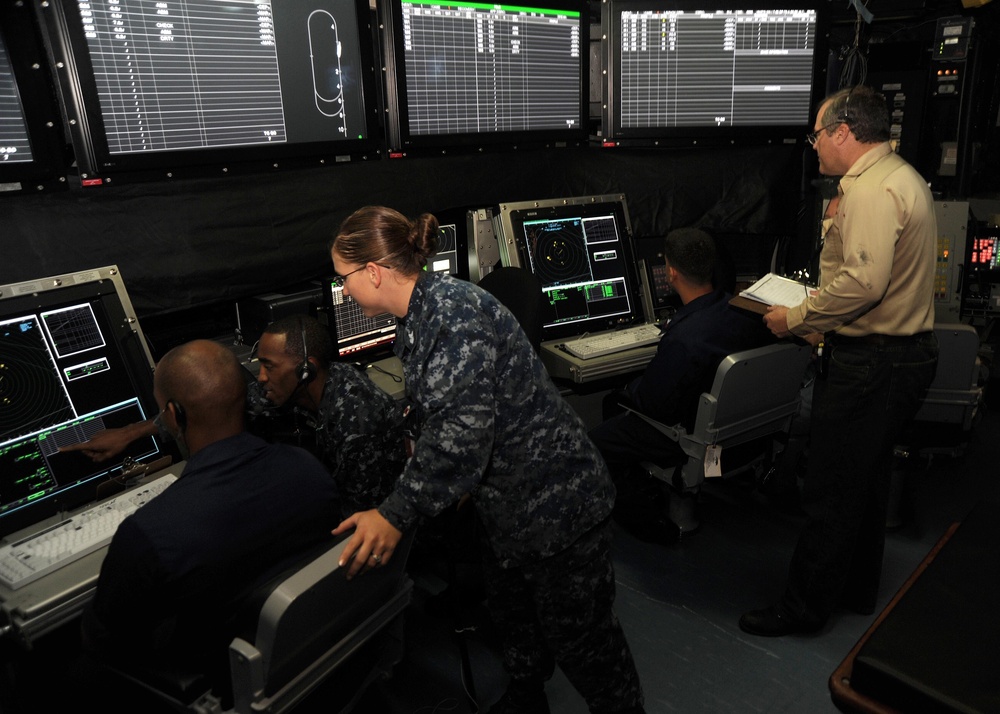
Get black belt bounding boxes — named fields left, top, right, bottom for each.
left=826, top=331, right=932, bottom=346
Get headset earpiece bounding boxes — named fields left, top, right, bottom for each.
left=837, top=86, right=856, bottom=125
left=168, top=400, right=187, bottom=432
left=297, top=318, right=316, bottom=385
left=298, top=359, right=316, bottom=384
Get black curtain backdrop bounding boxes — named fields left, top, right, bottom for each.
left=2, top=144, right=807, bottom=324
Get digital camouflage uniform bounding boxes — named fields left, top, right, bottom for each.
left=379, top=271, right=643, bottom=713
left=247, top=364, right=406, bottom=518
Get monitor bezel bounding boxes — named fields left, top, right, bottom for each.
left=600, top=0, right=830, bottom=147
left=638, top=256, right=678, bottom=319
left=320, top=278, right=398, bottom=365
left=0, top=3, right=68, bottom=195
left=319, top=221, right=466, bottom=363
left=35, top=0, right=386, bottom=186
left=496, top=193, right=646, bottom=340
left=381, top=0, right=591, bottom=156
left=0, top=266, right=163, bottom=539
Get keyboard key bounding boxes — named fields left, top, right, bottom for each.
left=563, top=323, right=662, bottom=360
left=0, top=473, right=177, bottom=590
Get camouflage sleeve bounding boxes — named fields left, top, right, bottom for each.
left=378, top=312, right=497, bottom=531
left=245, top=380, right=271, bottom=416
left=322, top=365, right=406, bottom=514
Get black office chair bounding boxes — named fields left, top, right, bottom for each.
left=102, top=530, right=415, bottom=714
left=477, top=266, right=546, bottom=351
left=888, top=323, right=984, bottom=528
left=624, top=342, right=812, bottom=533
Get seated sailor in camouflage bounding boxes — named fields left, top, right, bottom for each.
left=249, top=314, right=406, bottom=517
left=62, top=315, right=405, bottom=519
left=330, top=206, right=645, bottom=714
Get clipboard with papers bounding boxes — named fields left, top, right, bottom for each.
left=729, top=273, right=814, bottom=315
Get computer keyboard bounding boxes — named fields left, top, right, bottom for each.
left=0, top=473, right=177, bottom=591
left=563, top=322, right=663, bottom=360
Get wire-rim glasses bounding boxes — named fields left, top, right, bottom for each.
left=806, top=121, right=843, bottom=147
left=331, top=265, right=367, bottom=288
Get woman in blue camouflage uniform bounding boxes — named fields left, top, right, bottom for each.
left=330, top=206, right=645, bottom=714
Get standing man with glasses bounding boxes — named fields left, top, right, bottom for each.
left=740, top=85, right=939, bottom=636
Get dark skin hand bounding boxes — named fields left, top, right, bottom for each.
left=58, top=423, right=154, bottom=461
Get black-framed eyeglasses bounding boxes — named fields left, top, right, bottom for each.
left=331, top=265, right=367, bottom=288
left=806, top=121, right=843, bottom=147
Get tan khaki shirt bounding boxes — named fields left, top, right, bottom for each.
left=787, top=143, right=936, bottom=338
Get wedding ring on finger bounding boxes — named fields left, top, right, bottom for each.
left=371, top=553, right=383, bottom=565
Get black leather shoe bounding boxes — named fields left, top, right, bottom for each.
left=739, top=606, right=822, bottom=637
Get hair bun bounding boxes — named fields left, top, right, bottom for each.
left=412, top=212, right=440, bottom=259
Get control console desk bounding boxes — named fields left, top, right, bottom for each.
left=1, top=354, right=406, bottom=648
left=540, top=339, right=657, bottom=384
left=0, top=464, right=184, bottom=647
left=365, top=356, right=406, bottom=400
left=366, top=339, right=657, bottom=387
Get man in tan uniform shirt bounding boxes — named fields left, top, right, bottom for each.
left=740, top=85, right=939, bottom=637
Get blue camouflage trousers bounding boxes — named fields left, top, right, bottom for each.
left=481, top=521, right=644, bottom=713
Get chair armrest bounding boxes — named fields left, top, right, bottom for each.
left=228, top=580, right=413, bottom=714
left=621, top=405, right=685, bottom=443
left=229, top=638, right=266, bottom=712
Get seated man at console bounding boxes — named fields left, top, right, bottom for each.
left=589, top=228, right=772, bottom=542
left=81, top=339, right=340, bottom=681
left=63, top=315, right=406, bottom=517
left=247, top=315, right=405, bottom=515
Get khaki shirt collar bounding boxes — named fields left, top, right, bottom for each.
left=838, top=142, right=893, bottom=195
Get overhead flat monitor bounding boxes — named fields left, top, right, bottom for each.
left=382, top=0, right=588, bottom=155
left=36, top=0, right=383, bottom=185
left=0, top=3, right=68, bottom=195
left=497, top=194, right=644, bottom=340
left=601, top=1, right=826, bottom=146
left=0, top=266, right=162, bottom=540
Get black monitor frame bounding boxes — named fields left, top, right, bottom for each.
left=496, top=193, right=645, bottom=340
left=318, top=222, right=469, bottom=365
left=320, top=278, right=398, bottom=365
left=0, top=3, right=68, bottom=195
left=426, top=221, right=464, bottom=278
left=381, top=0, right=590, bottom=156
left=426, top=207, right=475, bottom=281
left=638, top=256, right=677, bottom=320
left=0, top=266, right=162, bottom=540
left=35, top=0, right=385, bottom=186
left=319, top=222, right=465, bottom=363
left=601, top=0, right=829, bottom=147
